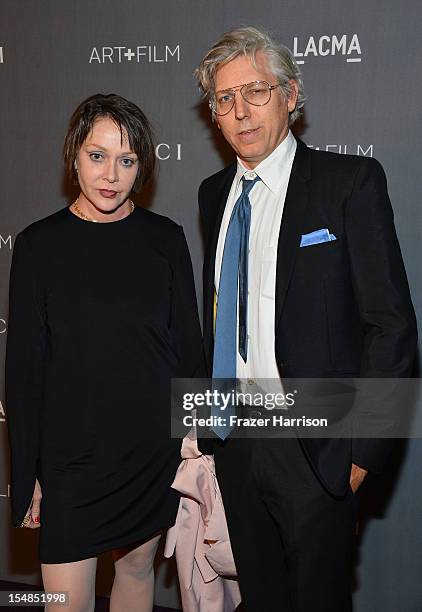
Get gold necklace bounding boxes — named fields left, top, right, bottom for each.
left=71, top=197, right=135, bottom=223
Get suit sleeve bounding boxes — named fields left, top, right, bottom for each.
left=345, top=158, right=417, bottom=472
left=5, top=232, right=48, bottom=527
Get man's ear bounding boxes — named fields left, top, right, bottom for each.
left=287, top=80, right=299, bottom=113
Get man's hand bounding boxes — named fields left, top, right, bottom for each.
left=350, top=463, right=368, bottom=493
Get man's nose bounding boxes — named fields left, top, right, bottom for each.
left=234, top=92, right=250, bottom=120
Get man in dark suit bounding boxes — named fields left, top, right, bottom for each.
left=194, top=26, right=417, bottom=611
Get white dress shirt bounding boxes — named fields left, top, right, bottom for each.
left=215, top=131, right=296, bottom=395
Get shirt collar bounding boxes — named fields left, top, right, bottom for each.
left=235, top=130, right=297, bottom=195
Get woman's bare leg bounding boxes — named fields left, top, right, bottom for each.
left=110, top=534, right=161, bottom=612
left=41, top=558, right=97, bottom=612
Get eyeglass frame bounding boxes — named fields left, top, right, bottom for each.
left=209, top=80, right=281, bottom=116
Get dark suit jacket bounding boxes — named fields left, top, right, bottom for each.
left=199, top=138, right=417, bottom=496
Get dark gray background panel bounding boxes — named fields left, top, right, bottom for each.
left=0, top=1, right=421, bottom=609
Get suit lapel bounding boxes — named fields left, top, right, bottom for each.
left=203, top=164, right=236, bottom=367
left=204, top=166, right=236, bottom=294
left=275, top=139, right=311, bottom=333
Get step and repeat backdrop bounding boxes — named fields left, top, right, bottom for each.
left=0, top=1, right=421, bottom=610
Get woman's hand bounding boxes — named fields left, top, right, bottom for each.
left=20, top=479, right=42, bottom=529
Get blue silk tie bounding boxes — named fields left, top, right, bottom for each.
left=211, top=174, right=261, bottom=439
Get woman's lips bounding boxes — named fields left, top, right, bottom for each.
left=99, top=189, right=118, bottom=198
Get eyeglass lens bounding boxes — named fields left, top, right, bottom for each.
left=214, top=81, right=272, bottom=115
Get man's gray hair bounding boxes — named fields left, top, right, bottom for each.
left=194, top=26, right=305, bottom=125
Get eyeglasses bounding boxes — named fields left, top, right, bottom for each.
left=210, top=80, right=281, bottom=116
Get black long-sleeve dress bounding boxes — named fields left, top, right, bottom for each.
left=5, top=205, right=205, bottom=563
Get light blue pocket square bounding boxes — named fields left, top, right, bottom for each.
left=300, top=228, right=337, bottom=247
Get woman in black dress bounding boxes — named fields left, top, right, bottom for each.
left=6, top=94, right=204, bottom=611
